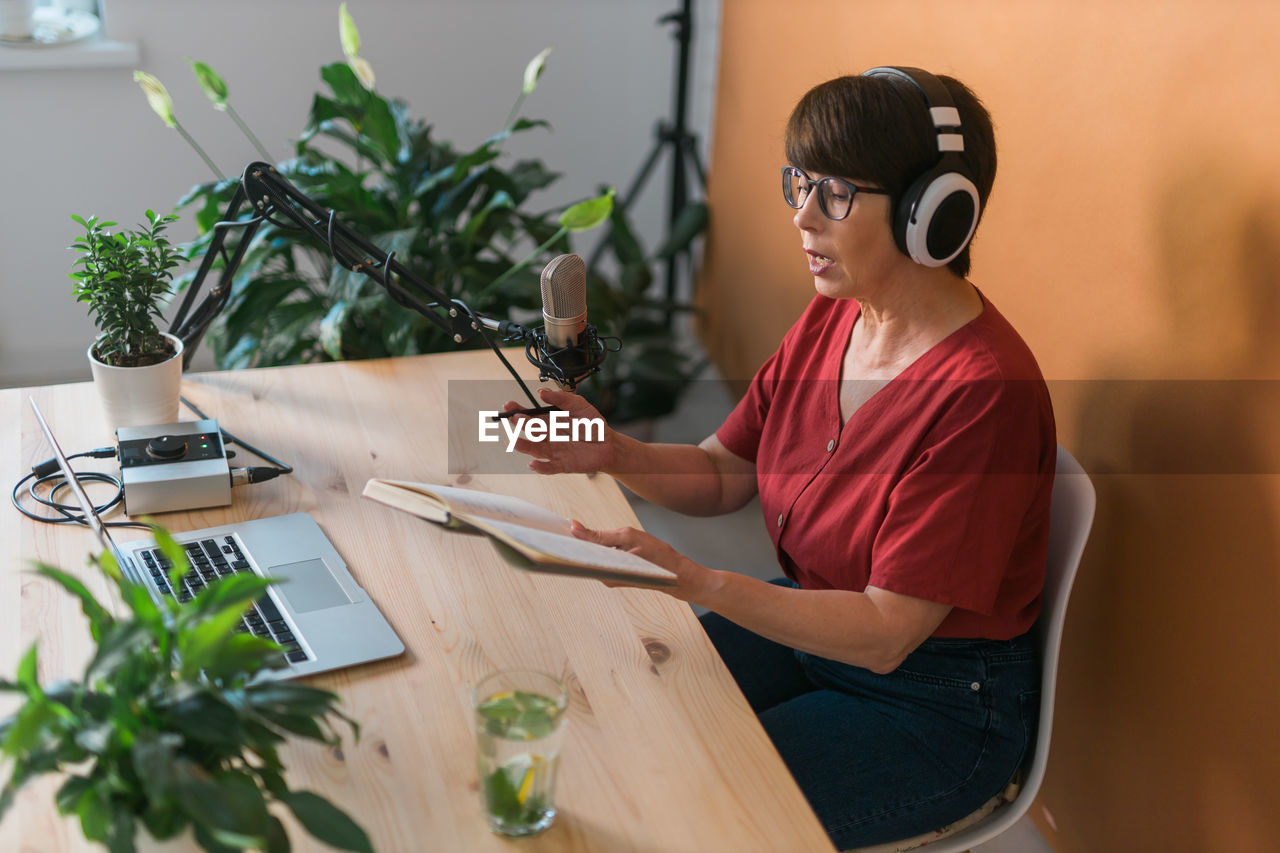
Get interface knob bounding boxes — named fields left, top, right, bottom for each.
left=146, top=434, right=188, bottom=459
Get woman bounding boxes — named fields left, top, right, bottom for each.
left=506, top=67, right=1055, bottom=849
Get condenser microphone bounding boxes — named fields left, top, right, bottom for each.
left=481, top=252, right=609, bottom=407
left=540, top=253, right=587, bottom=349
left=538, top=253, right=594, bottom=390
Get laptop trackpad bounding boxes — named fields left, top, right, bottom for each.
left=268, top=558, right=353, bottom=613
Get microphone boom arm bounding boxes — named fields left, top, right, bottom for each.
left=168, top=161, right=601, bottom=410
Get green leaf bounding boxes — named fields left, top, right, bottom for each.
left=264, top=815, right=291, bottom=853
left=201, top=632, right=287, bottom=681
left=187, top=571, right=274, bottom=619
left=55, top=776, right=92, bottom=815
left=179, top=588, right=266, bottom=679
left=522, top=47, right=553, bottom=95
left=278, top=789, right=373, bottom=853
left=244, top=681, right=343, bottom=716
left=151, top=526, right=191, bottom=592
left=2, top=700, right=58, bottom=756
left=599, top=200, right=646, bottom=267
left=318, top=300, right=349, bottom=360
left=338, top=2, right=360, bottom=59
left=484, top=761, right=518, bottom=822
left=213, top=769, right=271, bottom=840
left=140, top=802, right=188, bottom=842
left=74, top=723, right=115, bottom=755
left=15, top=643, right=38, bottom=694
left=256, top=710, right=327, bottom=742
left=449, top=144, right=502, bottom=180
left=559, top=188, right=616, bottom=232
left=301, top=93, right=355, bottom=142
left=193, top=822, right=244, bottom=853
left=432, top=165, right=492, bottom=221
left=84, top=621, right=149, bottom=683
left=461, top=190, right=514, bottom=247
left=117, top=577, right=162, bottom=626
left=106, top=807, right=137, bottom=853
left=507, top=159, right=560, bottom=197
left=169, top=694, right=243, bottom=752
left=187, top=58, right=228, bottom=109
left=653, top=200, right=709, bottom=260
left=361, top=93, right=400, bottom=165
left=75, top=785, right=112, bottom=842
left=172, top=759, right=250, bottom=841
left=321, top=62, right=367, bottom=109
left=132, top=731, right=182, bottom=801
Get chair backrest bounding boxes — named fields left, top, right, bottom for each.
left=915, top=444, right=1096, bottom=853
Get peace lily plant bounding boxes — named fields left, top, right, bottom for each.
left=131, top=3, right=703, bottom=423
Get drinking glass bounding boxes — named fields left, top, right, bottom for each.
left=473, top=669, right=568, bottom=837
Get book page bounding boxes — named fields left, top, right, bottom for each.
left=480, top=518, right=677, bottom=584
left=363, top=479, right=451, bottom=525
left=376, top=481, right=572, bottom=536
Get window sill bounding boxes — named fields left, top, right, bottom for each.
left=0, top=37, right=139, bottom=71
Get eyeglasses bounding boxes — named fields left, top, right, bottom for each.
left=781, top=166, right=887, bottom=221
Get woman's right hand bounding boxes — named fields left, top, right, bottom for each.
left=503, top=387, right=620, bottom=475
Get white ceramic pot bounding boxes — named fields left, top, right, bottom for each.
left=88, top=333, right=184, bottom=431
left=0, top=0, right=35, bottom=40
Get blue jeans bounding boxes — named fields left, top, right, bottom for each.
left=700, top=581, right=1039, bottom=850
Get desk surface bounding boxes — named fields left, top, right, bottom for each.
left=0, top=352, right=833, bottom=852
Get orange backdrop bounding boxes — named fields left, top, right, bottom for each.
left=699, top=2, right=1280, bottom=850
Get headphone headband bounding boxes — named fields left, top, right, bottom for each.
left=861, top=66, right=965, bottom=155
left=859, top=66, right=981, bottom=269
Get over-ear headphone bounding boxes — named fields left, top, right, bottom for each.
left=861, top=66, right=981, bottom=268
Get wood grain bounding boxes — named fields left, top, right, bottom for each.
left=1, top=352, right=833, bottom=852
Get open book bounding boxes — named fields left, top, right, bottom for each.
left=362, top=479, right=678, bottom=587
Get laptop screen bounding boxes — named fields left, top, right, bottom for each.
left=28, top=397, right=141, bottom=584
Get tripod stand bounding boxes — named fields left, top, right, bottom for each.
left=590, top=0, right=707, bottom=327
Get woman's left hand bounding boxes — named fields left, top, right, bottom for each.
left=570, top=521, right=722, bottom=603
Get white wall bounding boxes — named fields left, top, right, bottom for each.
left=0, top=0, right=719, bottom=387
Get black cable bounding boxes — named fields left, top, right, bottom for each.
left=179, top=396, right=293, bottom=477
left=10, top=448, right=151, bottom=530
left=14, top=395, right=296, bottom=528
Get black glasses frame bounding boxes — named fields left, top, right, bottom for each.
left=781, top=166, right=888, bottom=221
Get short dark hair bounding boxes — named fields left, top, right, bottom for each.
left=784, top=72, right=997, bottom=277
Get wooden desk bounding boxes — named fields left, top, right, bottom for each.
left=0, top=352, right=834, bottom=852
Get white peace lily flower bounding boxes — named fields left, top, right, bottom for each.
left=339, top=2, right=360, bottom=59
left=522, top=47, right=553, bottom=96
left=133, top=71, right=175, bottom=129
left=349, top=56, right=376, bottom=91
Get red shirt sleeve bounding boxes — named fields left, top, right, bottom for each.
left=717, top=296, right=836, bottom=463
left=716, top=347, right=779, bottom=463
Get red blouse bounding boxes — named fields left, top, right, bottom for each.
left=717, top=294, right=1056, bottom=639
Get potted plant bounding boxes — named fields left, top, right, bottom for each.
left=139, top=4, right=705, bottom=424
left=0, top=531, right=372, bottom=853
left=71, top=210, right=186, bottom=430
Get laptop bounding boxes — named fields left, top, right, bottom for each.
left=29, top=398, right=405, bottom=679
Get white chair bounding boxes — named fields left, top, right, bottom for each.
left=851, top=445, right=1096, bottom=853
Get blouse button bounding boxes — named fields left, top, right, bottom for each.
left=777, top=513, right=785, bottom=528
left=826, top=439, right=836, bottom=452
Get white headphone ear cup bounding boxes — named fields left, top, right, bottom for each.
left=903, top=171, right=980, bottom=267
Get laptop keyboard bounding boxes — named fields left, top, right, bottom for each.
left=137, top=535, right=309, bottom=664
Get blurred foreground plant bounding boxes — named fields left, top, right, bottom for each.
left=0, top=530, right=371, bottom=853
